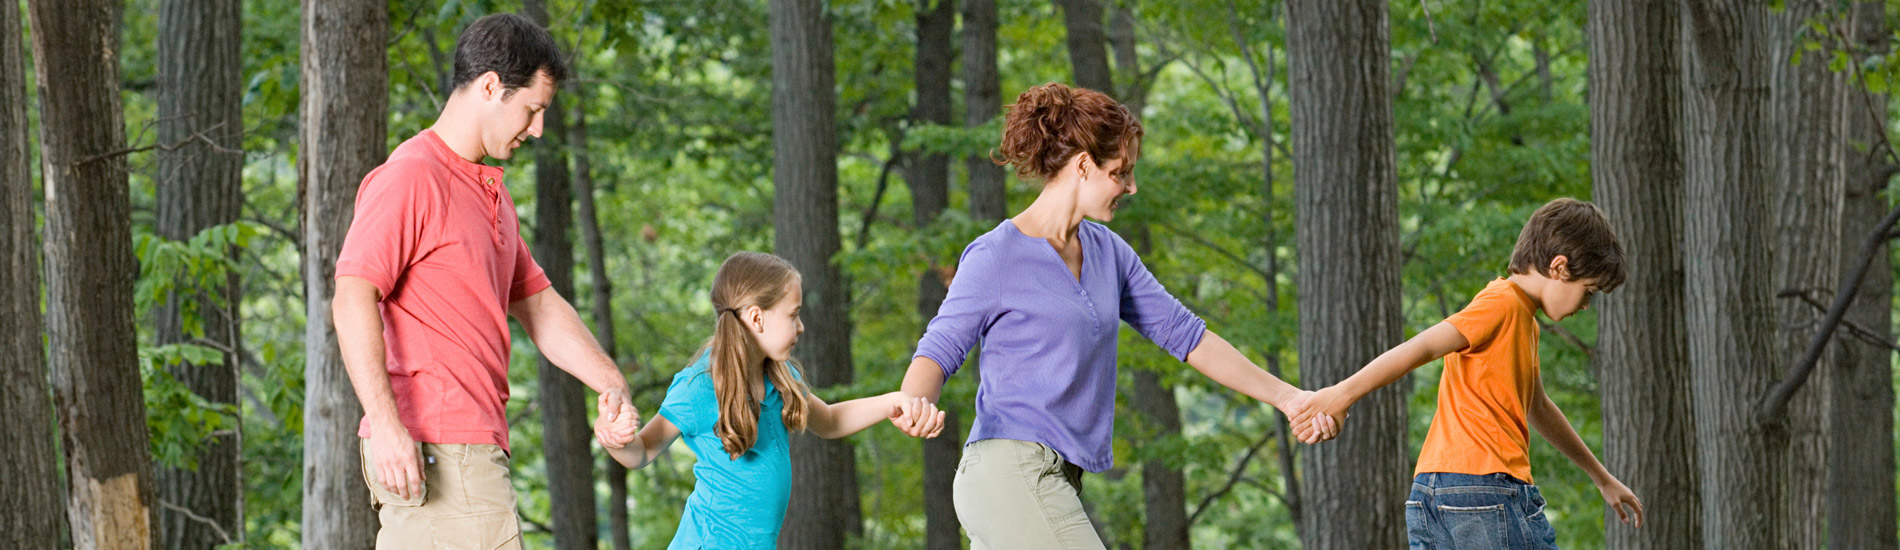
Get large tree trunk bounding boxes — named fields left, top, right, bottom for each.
left=1285, top=1, right=1409, bottom=548
left=1826, top=3, right=1897, bottom=547
left=963, top=0, right=1005, bottom=221
left=1769, top=4, right=1842, bottom=549
left=1679, top=2, right=1785, bottom=548
left=0, top=0, right=62, bottom=546
left=569, top=55, right=633, bottom=550
left=27, top=0, right=159, bottom=547
left=1586, top=1, right=1702, bottom=548
left=1058, top=0, right=1113, bottom=93
left=912, top=2, right=962, bottom=549
left=520, top=4, right=598, bottom=550
left=299, top=0, right=387, bottom=547
left=772, top=1, right=862, bottom=547
left=155, top=0, right=245, bottom=547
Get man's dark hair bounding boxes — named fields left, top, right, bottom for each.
left=450, top=13, right=569, bottom=96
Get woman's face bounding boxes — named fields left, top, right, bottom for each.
left=1075, top=154, right=1136, bottom=222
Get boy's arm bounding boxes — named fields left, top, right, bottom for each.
left=600, top=411, right=681, bottom=470
left=807, top=391, right=944, bottom=439
left=1527, top=380, right=1645, bottom=527
left=1291, top=321, right=1469, bottom=440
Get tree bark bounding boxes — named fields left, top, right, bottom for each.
left=155, top=0, right=245, bottom=546
left=963, top=0, right=1005, bottom=221
left=1769, top=3, right=1841, bottom=548
left=1679, top=2, right=1785, bottom=548
left=519, top=4, right=598, bottom=550
left=568, top=47, right=633, bottom=550
left=1058, top=0, right=1113, bottom=93
left=27, top=0, right=159, bottom=547
left=1285, top=1, right=1409, bottom=548
left=299, top=0, right=387, bottom=547
left=0, top=0, right=62, bottom=546
left=913, top=2, right=961, bottom=549
left=1586, top=1, right=1702, bottom=548
left=1826, top=3, right=1897, bottom=547
left=772, top=1, right=862, bottom=547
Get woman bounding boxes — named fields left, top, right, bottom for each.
left=893, top=82, right=1337, bottom=549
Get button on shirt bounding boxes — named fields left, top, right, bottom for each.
left=335, top=129, right=551, bottom=452
left=913, top=220, right=1207, bottom=472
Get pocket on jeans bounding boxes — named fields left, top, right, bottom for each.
left=1437, top=498, right=1511, bottom=550
left=1405, top=500, right=1431, bottom=549
left=430, top=510, right=522, bottom=550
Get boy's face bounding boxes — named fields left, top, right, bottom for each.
left=1544, top=257, right=1601, bottom=321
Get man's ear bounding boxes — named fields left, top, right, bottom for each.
left=478, top=71, right=503, bottom=101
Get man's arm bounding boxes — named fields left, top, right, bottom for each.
left=334, top=276, right=424, bottom=500
left=508, top=287, right=636, bottom=446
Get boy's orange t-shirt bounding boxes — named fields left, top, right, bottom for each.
left=1415, top=278, right=1541, bottom=483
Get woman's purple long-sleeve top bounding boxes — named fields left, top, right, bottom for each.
left=913, top=219, right=1207, bottom=472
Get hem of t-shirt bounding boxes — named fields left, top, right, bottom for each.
left=510, top=275, right=552, bottom=304
left=334, top=260, right=396, bottom=299
left=1412, top=461, right=1534, bottom=486
left=913, top=350, right=960, bottom=380
left=967, top=427, right=1112, bottom=473
left=1162, top=318, right=1209, bottom=361
left=358, top=423, right=511, bottom=453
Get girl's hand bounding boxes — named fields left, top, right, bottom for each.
left=594, top=396, right=640, bottom=449
left=889, top=395, right=947, bottom=438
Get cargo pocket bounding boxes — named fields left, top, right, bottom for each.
left=429, top=509, right=522, bottom=550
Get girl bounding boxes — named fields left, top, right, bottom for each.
left=596, top=251, right=944, bottom=549
left=891, top=82, right=1338, bottom=549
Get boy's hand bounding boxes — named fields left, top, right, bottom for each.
left=1289, top=386, right=1353, bottom=443
left=594, top=394, right=641, bottom=449
left=1599, top=477, right=1644, bottom=528
left=889, top=395, right=946, bottom=438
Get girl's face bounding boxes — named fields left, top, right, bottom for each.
left=1075, top=155, right=1136, bottom=222
left=746, top=279, right=805, bottom=362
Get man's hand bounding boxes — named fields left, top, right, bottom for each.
left=888, top=395, right=946, bottom=438
left=595, top=389, right=640, bottom=449
left=1287, top=386, right=1350, bottom=444
left=369, top=420, right=424, bottom=501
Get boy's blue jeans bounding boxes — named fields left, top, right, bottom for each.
left=1406, top=472, right=1558, bottom=550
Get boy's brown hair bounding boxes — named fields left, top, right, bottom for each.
left=1508, top=198, right=1626, bottom=292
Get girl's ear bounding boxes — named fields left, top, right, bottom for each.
left=745, top=305, right=766, bottom=333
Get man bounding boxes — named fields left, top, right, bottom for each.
left=332, top=13, right=636, bottom=549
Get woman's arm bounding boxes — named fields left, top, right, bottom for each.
left=600, top=413, right=682, bottom=470
left=807, top=391, right=943, bottom=439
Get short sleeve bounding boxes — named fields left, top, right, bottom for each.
left=1110, top=228, right=1207, bottom=361
left=1445, top=290, right=1510, bottom=352
left=913, top=240, right=1003, bottom=378
left=659, top=369, right=710, bottom=435
left=509, top=234, right=551, bottom=302
left=335, top=162, right=440, bottom=298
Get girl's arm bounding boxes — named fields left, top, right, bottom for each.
left=601, top=413, right=682, bottom=470
left=1291, top=321, right=1469, bottom=440
left=1527, top=380, right=1644, bottom=527
left=807, top=391, right=943, bottom=440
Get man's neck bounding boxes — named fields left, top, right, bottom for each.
left=429, top=96, right=487, bottom=163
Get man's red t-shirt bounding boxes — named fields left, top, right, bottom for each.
left=336, top=129, right=550, bottom=452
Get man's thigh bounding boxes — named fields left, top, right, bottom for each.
left=362, top=440, right=522, bottom=550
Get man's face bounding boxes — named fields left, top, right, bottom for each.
left=481, top=71, right=556, bottom=161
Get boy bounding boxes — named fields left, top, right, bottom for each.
left=1291, top=198, right=1644, bottom=549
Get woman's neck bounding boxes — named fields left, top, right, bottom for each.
left=1015, top=179, right=1084, bottom=242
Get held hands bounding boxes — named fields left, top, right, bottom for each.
left=1599, top=476, right=1645, bottom=528
left=594, top=389, right=641, bottom=449
left=888, top=395, right=946, bottom=438
left=1287, top=386, right=1352, bottom=444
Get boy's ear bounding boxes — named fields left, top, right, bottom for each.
left=1547, top=255, right=1571, bottom=280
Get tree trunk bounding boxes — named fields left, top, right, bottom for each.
left=155, top=0, right=245, bottom=546
left=963, top=0, right=1004, bottom=221
left=0, top=0, right=62, bottom=546
left=1585, top=1, right=1702, bottom=548
left=519, top=3, right=598, bottom=549
left=1769, top=4, right=1841, bottom=549
left=1679, top=2, right=1785, bottom=548
left=27, top=0, right=158, bottom=547
left=569, top=52, right=633, bottom=550
left=772, top=1, right=862, bottom=547
left=299, top=0, right=387, bottom=547
left=913, top=1, right=961, bottom=549
left=1057, top=0, right=1113, bottom=93
left=1285, top=1, right=1409, bottom=548
left=1826, top=3, right=1897, bottom=547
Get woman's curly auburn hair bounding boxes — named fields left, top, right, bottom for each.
left=993, top=82, right=1142, bottom=181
